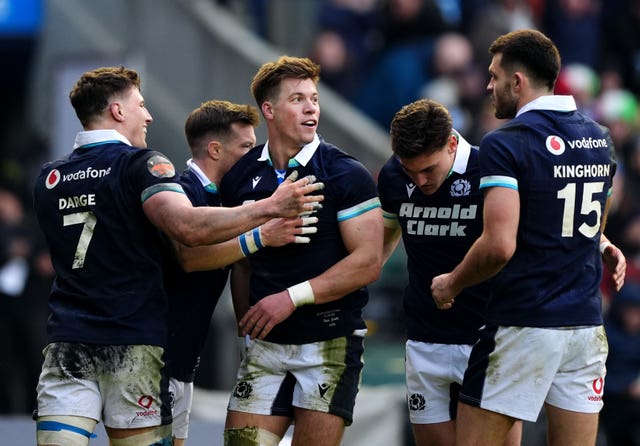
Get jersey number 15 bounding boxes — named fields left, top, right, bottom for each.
left=557, top=181, right=604, bottom=238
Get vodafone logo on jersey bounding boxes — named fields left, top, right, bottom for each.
left=45, top=169, right=61, bottom=189
left=545, top=135, right=566, bottom=156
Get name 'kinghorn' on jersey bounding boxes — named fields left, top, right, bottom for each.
left=400, top=203, right=478, bottom=237
left=553, top=164, right=611, bottom=179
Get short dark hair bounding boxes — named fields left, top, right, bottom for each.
left=251, top=56, right=321, bottom=108
left=184, top=100, right=260, bottom=157
left=390, top=99, right=453, bottom=159
left=489, top=29, right=561, bottom=90
left=69, top=66, right=141, bottom=127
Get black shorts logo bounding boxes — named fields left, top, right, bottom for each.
left=408, top=393, right=426, bottom=411
left=233, top=381, right=253, bottom=399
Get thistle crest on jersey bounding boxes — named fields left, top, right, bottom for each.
left=450, top=179, right=471, bottom=197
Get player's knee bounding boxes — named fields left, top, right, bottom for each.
left=109, top=424, right=172, bottom=446
left=36, top=415, right=97, bottom=446
left=224, top=426, right=282, bottom=446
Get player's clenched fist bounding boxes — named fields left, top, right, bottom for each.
left=431, top=273, right=457, bottom=310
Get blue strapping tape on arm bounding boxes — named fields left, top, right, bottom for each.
left=37, top=420, right=97, bottom=438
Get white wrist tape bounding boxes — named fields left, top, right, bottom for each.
left=287, top=280, right=315, bottom=307
left=239, top=227, right=264, bottom=257
left=599, top=241, right=611, bottom=255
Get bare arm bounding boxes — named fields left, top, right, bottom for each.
left=240, top=207, right=384, bottom=339
left=143, top=174, right=323, bottom=247
left=382, top=225, right=402, bottom=265
left=600, top=234, right=626, bottom=293
left=230, top=258, right=252, bottom=334
left=307, top=207, right=383, bottom=304
left=431, top=186, right=519, bottom=309
left=600, top=195, right=626, bottom=292
left=174, top=216, right=318, bottom=272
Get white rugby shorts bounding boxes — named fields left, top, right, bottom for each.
left=405, top=340, right=473, bottom=424
left=227, top=334, right=364, bottom=425
left=459, top=325, right=607, bottom=421
left=36, top=343, right=170, bottom=429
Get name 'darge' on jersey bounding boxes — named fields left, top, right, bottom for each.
left=399, top=203, right=478, bottom=237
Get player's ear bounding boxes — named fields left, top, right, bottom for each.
left=207, top=141, right=222, bottom=160
left=109, top=102, right=125, bottom=122
left=512, top=72, right=524, bottom=91
left=448, top=133, right=458, bottom=153
left=262, top=102, right=274, bottom=119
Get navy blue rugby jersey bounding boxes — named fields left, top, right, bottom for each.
left=164, top=163, right=230, bottom=382
left=378, top=136, right=487, bottom=344
left=220, top=134, right=380, bottom=344
left=33, top=130, right=184, bottom=347
left=478, top=96, right=616, bottom=327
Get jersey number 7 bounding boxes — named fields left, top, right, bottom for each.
left=63, top=211, right=97, bottom=269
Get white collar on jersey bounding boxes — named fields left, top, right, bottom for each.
left=258, top=133, right=320, bottom=167
left=73, top=129, right=132, bottom=149
left=185, top=158, right=213, bottom=188
left=451, top=129, right=472, bottom=175
left=516, top=95, right=577, bottom=118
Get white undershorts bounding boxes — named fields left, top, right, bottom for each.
left=169, top=378, right=194, bottom=439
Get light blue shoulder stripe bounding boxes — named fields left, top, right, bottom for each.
left=337, top=197, right=381, bottom=222
left=141, top=183, right=185, bottom=203
left=479, top=175, right=518, bottom=190
left=78, top=139, right=123, bottom=149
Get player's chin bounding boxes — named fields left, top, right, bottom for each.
left=135, top=136, right=148, bottom=149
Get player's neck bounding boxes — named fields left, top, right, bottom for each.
left=193, top=157, right=221, bottom=186
left=266, top=138, right=302, bottom=170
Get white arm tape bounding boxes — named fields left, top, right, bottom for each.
left=599, top=241, right=611, bottom=255
left=287, top=280, right=315, bottom=307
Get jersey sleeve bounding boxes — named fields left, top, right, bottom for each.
left=600, top=125, right=618, bottom=196
left=377, top=158, right=400, bottom=228
left=478, top=129, right=519, bottom=191
left=126, top=149, right=185, bottom=203
left=333, top=157, right=380, bottom=222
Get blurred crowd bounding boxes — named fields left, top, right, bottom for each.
left=0, top=22, right=52, bottom=415
left=2, top=1, right=640, bottom=443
